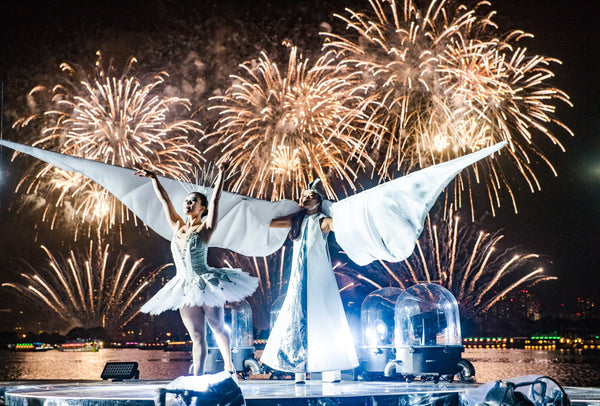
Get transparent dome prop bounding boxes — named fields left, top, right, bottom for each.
left=393, top=283, right=465, bottom=377
left=206, top=300, right=254, bottom=349
left=358, top=287, right=404, bottom=377
left=395, top=283, right=462, bottom=347
left=361, top=287, right=404, bottom=349
left=204, top=299, right=260, bottom=375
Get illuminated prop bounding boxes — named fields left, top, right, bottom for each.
left=156, top=372, right=244, bottom=406
left=0, top=139, right=505, bottom=265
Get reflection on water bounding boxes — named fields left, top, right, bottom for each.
left=465, top=348, right=600, bottom=388
left=0, top=348, right=599, bottom=387
left=0, top=349, right=191, bottom=381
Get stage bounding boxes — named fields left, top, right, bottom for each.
left=1, top=378, right=598, bottom=406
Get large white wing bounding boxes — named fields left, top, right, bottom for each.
left=0, top=139, right=299, bottom=256
left=330, top=142, right=507, bottom=266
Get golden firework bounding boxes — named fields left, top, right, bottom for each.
left=324, top=0, right=572, bottom=215
left=207, top=46, right=376, bottom=200
left=2, top=240, right=170, bottom=332
left=351, top=211, right=555, bottom=318
left=12, top=51, right=204, bottom=234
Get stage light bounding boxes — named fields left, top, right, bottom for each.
left=156, top=371, right=244, bottom=406
left=100, top=362, right=140, bottom=381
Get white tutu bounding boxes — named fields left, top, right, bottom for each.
left=141, top=234, right=258, bottom=314
left=141, top=268, right=258, bottom=314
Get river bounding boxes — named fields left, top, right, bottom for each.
left=0, top=348, right=599, bottom=387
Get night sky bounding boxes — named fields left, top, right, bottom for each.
left=0, top=0, right=598, bottom=331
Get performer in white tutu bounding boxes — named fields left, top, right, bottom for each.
left=134, top=162, right=258, bottom=376
left=261, top=180, right=358, bottom=384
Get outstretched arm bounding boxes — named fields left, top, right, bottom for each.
left=204, top=162, right=227, bottom=232
left=134, top=169, right=181, bottom=231
left=270, top=214, right=294, bottom=228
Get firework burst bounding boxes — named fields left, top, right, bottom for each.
left=12, top=51, right=204, bottom=234
left=324, top=0, right=572, bottom=215
left=2, top=240, right=170, bottom=332
left=206, top=46, right=377, bottom=200
left=340, top=210, right=555, bottom=318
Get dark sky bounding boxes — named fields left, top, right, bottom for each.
left=0, top=0, right=598, bottom=329
left=479, top=0, right=600, bottom=305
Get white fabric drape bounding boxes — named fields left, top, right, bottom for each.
left=0, top=139, right=297, bottom=257
left=330, top=142, right=506, bottom=265
left=0, top=140, right=505, bottom=265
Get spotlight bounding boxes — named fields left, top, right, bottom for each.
left=156, top=371, right=245, bottom=406
left=100, top=362, right=140, bottom=381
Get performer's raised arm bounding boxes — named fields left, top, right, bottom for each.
left=134, top=169, right=182, bottom=231
left=204, top=162, right=228, bottom=236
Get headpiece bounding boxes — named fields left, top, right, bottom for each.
left=306, top=178, right=326, bottom=201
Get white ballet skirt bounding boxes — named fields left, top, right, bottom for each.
left=260, top=213, right=359, bottom=373
left=141, top=233, right=258, bottom=314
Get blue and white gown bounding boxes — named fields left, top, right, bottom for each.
left=260, top=213, right=359, bottom=373
left=141, top=233, right=258, bottom=313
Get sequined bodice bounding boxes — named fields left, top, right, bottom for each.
left=171, top=233, right=210, bottom=277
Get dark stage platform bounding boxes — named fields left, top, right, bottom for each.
left=2, top=379, right=599, bottom=406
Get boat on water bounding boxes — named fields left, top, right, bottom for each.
left=59, top=340, right=102, bottom=352
left=9, top=342, right=54, bottom=352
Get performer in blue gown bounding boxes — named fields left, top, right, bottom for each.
left=134, top=164, right=258, bottom=376
left=261, top=180, right=358, bottom=383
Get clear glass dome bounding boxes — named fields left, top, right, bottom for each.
left=206, top=299, right=254, bottom=348
left=361, top=287, right=404, bottom=348
left=394, top=283, right=462, bottom=347
left=269, top=294, right=286, bottom=331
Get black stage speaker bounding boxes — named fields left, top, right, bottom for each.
left=100, top=361, right=140, bottom=381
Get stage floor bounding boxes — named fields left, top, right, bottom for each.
left=1, top=378, right=598, bottom=405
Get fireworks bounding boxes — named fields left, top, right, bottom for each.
left=323, top=0, right=572, bottom=215
left=343, top=211, right=554, bottom=318
left=12, top=51, right=204, bottom=234
left=206, top=46, right=376, bottom=200
left=2, top=240, right=170, bottom=332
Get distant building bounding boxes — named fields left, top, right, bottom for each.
left=575, top=296, right=598, bottom=319
left=487, top=289, right=541, bottom=321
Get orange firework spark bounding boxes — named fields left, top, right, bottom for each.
left=206, top=46, right=376, bottom=201
left=12, top=51, right=204, bottom=235
left=2, top=240, right=170, bottom=332
left=323, top=0, right=572, bottom=216
left=357, top=211, right=555, bottom=318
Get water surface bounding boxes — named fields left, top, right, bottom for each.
left=1, top=348, right=599, bottom=387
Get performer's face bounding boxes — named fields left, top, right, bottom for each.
left=300, top=191, right=320, bottom=209
left=183, top=194, right=206, bottom=216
